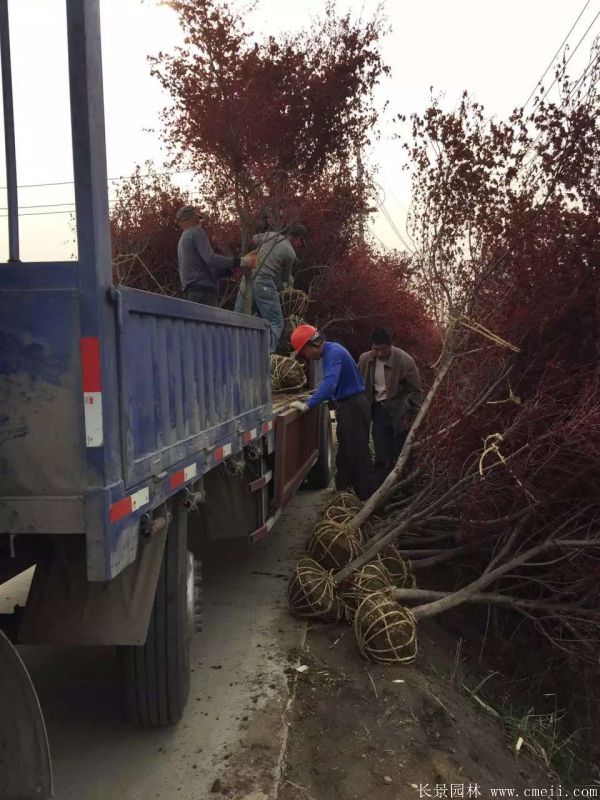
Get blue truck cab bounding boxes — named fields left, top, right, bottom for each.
left=0, top=2, right=332, bottom=795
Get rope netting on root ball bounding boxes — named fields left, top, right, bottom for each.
left=278, top=315, right=306, bottom=356
left=326, top=491, right=362, bottom=514
left=270, top=354, right=307, bottom=392
left=339, top=562, right=395, bottom=621
left=288, top=558, right=342, bottom=621
left=322, top=505, right=366, bottom=543
left=354, top=592, right=418, bottom=665
left=280, top=288, right=310, bottom=318
left=376, top=544, right=416, bottom=588
left=307, top=520, right=364, bottom=570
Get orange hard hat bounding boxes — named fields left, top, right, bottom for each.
left=290, top=323, right=318, bottom=354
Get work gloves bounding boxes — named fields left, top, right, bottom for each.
left=290, top=400, right=309, bottom=414
left=240, top=251, right=257, bottom=268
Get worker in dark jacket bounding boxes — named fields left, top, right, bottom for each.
left=358, top=328, right=422, bottom=483
left=176, top=205, right=255, bottom=306
left=289, top=325, right=374, bottom=500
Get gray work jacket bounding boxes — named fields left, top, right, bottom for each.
left=357, top=346, right=423, bottom=432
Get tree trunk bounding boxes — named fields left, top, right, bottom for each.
left=392, top=587, right=597, bottom=617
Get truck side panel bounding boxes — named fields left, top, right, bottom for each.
left=113, top=287, right=271, bottom=489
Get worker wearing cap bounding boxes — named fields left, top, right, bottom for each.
left=289, top=325, right=374, bottom=500
left=234, top=224, right=307, bottom=352
left=176, top=205, right=255, bottom=306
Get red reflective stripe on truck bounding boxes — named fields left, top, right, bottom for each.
left=170, top=463, right=198, bottom=489
left=80, top=337, right=103, bottom=447
left=214, top=443, right=232, bottom=462
left=80, top=337, right=102, bottom=391
left=170, top=471, right=185, bottom=489
left=109, top=496, right=132, bottom=523
left=109, top=487, right=150, bottom=524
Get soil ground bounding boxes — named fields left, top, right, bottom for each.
left=278, top=609, right=562, bottom=800
left=3, top=483, right=595, bottom=799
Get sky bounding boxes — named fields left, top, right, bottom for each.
left=0, top=0, right=597, bottom=262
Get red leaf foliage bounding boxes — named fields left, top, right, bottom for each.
left=311, top=247, right=440, bottom=367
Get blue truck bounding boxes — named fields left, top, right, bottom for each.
left=0, top=2, right=332, bottom=796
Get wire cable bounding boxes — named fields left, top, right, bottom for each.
left=0, top=166, right=194, bottom=191
left=522, top=0, right=593, bottom=109
left=533, top=7, right=600, bottom=108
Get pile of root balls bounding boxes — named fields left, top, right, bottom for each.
left=276, top=289, right=310, bottom=359
left=288, top=491, right=419, bottom=665
left=271, top=289, right=311, bottom=391
left=270, top=354, right=306, bottom=392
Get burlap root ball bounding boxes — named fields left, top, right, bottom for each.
left=354, top=592, right=418, bottom=665
left=376, top=543, right=416, bottom=588
left=307, top=520, right=364, bottom=570
left=288, top=558, right=342, bottom=622
left=279, top=288, right=310, bottom=318
left=270, top=354, right=306, bottom=392
left=339, top=562, right=394, bottom=621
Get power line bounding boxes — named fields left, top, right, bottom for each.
left=0, top=199, right=118, bottom=212
left=380, top=202, right=416, bottom=254
left=0, top=166, right=195, bottom=191
left=0, top=208, right=79, bottom=218
left=522, top=41, right=600, bottom=182
left=368, top=225, right=389, bottom=251
left=522, top=0, right=593, bottom=109
left=533, top=7, right=600, bottom=108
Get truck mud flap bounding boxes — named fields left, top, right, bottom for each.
left=0, top=630, right=52, bottom=798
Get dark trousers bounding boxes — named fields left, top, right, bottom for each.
left=372, top=401, right=407, bottom=486
left=183, top=287, right=218, bottom=306
left=335, top=392, right=374, bottom=501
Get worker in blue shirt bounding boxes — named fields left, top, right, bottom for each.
left=289, top=325, right=374, bottom=500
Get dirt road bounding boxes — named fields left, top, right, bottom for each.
left=2, top=486, right=566, bottom=800
left=1, top=489, right=327, bottom=800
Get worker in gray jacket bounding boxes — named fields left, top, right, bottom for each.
left=234, top=224, right=307, bottom=352
left=358, top=328, right=422, bottom=484
left=176, top=205, right=255, bottom=306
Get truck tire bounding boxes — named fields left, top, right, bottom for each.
left=306, top=406, right=333, bottom=489
left=118, top=499, right=198, bottom=727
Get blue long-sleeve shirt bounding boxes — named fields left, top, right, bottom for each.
left=306, top=341, right=365, bottom=409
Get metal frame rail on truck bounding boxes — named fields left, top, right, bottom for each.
left=0, top=2, right=333, bottom=797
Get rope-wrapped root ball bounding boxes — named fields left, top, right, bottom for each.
left=307, top=520, right=364, bottom=570
left=326, top=491, right=362, bottom=514
left=288, top=558, right=342, bottom=622
left=322, top=504, right=366, bottom=544
left=339, top=561, right=394, bottom=621
left=377, top=543, right=416, bottom=588
left=323, top=505, right=355, bottom=526
left=354, top=592, right=418, bottom=665
left=270, top=354, right=307, bottom=392
left=279, top=315, right=305, bottom=356
left=280, top=288, right=310, bottom=318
